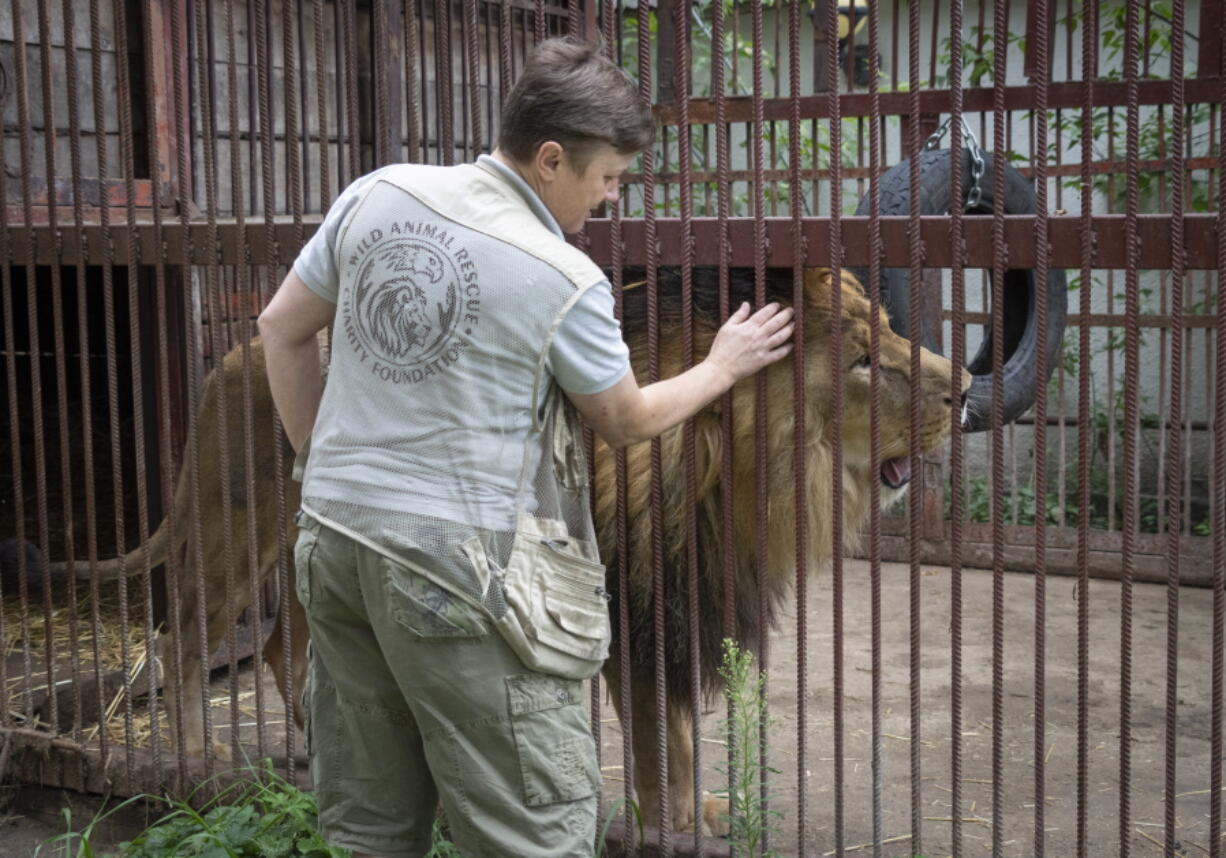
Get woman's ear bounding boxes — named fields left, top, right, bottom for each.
left=535, top=140, right=565, bottom=181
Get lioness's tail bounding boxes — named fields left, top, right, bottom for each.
left=50, top=362, right=219, bottom=583
left=46, top=458, right=191, bottom=582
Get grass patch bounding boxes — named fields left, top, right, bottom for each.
left=37, top=761, right=347, bottom=858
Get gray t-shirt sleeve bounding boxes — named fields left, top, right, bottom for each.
left=549, top=280, right=632, bottom=395
left=292, top=172, right=381, bottom=303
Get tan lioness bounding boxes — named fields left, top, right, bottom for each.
left=57, top=267, right=969, bottom=835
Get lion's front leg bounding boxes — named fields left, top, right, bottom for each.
left=622, top=683, right=729, bottom=837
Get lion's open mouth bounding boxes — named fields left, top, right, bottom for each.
left=881, top=456, right=912, bottom=489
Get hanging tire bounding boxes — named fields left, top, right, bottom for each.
left=851, top=148, right=1068, bottom=433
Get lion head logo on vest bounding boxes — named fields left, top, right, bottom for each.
left=344, top=224, right=480, bottom=383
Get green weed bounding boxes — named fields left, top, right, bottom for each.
left=37, top=761, right=347, bottom=858
left=717, top=638, right=782, bottom=858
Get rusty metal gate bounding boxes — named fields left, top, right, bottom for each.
left=1, top=0, right=1223, bottom=856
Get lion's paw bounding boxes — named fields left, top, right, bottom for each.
left=184, top=739, right=233, bottom=763
left=701, top=792, right=730, bottom=838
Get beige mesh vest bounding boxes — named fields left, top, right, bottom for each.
left=299, top=161, right=611, bottom=677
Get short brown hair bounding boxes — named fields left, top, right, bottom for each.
left=497, top=37, right=654, bottom=171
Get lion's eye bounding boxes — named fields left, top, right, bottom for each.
left=853, top=354, right=872, bottom=369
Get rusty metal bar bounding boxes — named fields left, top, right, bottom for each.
left=652, top=78, right=1224, bottom=127
left=905, top=0, right=923, bottom=849
left=636, top=0, right=669, bottom=848
left=295, top=1, right=310, bottom=210
left=865, top=0, right=884, bottom=849
left=406, top=0, right=423, bottom=162
left=247, top=0, right=259, bottom=217
left=1212, top=21, right=1226, bottom=856
left=1163, top=3, right=1189, bottom=856
left=989, top=0, right=1008, bottom=850
left=1119, top=0, right=1143, bottom=852
left=711, top=0, right=739, bottom=849
left=60, top=0, right=92, bottom=773
left=281, top=0, right=306, bottom=782
left=464, top=0, right=484, bottom=158
left=823, top=0, right=847, bottom=850
left=945, top=309, right=1221, bottom=330
left=251, top=0, right=279, bottom=765
left=787, top=0, right=807, bottom=851
left=169, top=0, right=194, bottom=784
left=9, top=0, right=52, bottom=744
left=313, top=0, right=330, bottom=207
left=343, top=0, right=362, bottom=178
left=1077, top=3, right=1098, bottom=854
left=498, top=0, right=513, bottom=112
left=947, top=0, right=966, bottom=852
left=1030, top=0, right=1052, bottom=850
left=222, top=0, right=245, bottom=767
left=620, top=154, right=1226, bottom=187
left=436, top=0, right=455, bottom=164
left=34, top=0, right=65, bottom=746
left=12, top=214, right=1224, bottom=270
left=585, top=215, right=1219, bottom=269
left=112, top=0, right=152, bottom=781
left=85, top=0, right=116, bottom=769
left=192, top=0, right=220, bottom=781
left=138, top=0, right=179, bottom=783
left=749, top=0, right=772, bottom=851
left=597, top=8, right=634, bottom=848
left=672, top=0, right=703, bottom=851
left=0, top=0, right=29, bottom=739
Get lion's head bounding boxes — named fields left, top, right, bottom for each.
left=597, top=266, right=970, bottom=617
left=782, top=267, right=971, bottom=507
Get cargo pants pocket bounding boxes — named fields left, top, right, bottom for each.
left=506, top=673, right=599, bottom=807
left=382, top=557, right=489, bottom=640
left=293, top=512, right=322, bottom=609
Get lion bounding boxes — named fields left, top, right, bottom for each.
left=594, top=266, right=969, bottom=834
left=47, top=267, right=969, bottom=840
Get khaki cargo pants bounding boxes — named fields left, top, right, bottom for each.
left=294, top=512, right=600, bottom=858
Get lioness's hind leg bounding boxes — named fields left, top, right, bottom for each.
left=162, top=570, right=222, bottom=760
left=263, top=574, right=309, bottom=729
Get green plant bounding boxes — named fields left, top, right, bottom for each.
left=424, top=818, right=461, bottom=858
left=716, top=638, right=782, bottom=858
left=38, top=762, right=349, bottom=858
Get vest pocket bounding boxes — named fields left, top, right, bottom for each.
left=484, top=524, right=611, bottom=680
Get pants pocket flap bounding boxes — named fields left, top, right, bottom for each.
left=506, top=674, right=581, bottom=716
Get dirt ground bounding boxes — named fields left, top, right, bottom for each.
left=597, top=559, right=1220, bottom=857
left=3, top=560, right=1219, bottom=857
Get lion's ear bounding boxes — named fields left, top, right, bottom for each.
left=802, top=267, right=836, bottom=303
left=840, top=268, right=870, bottom=297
